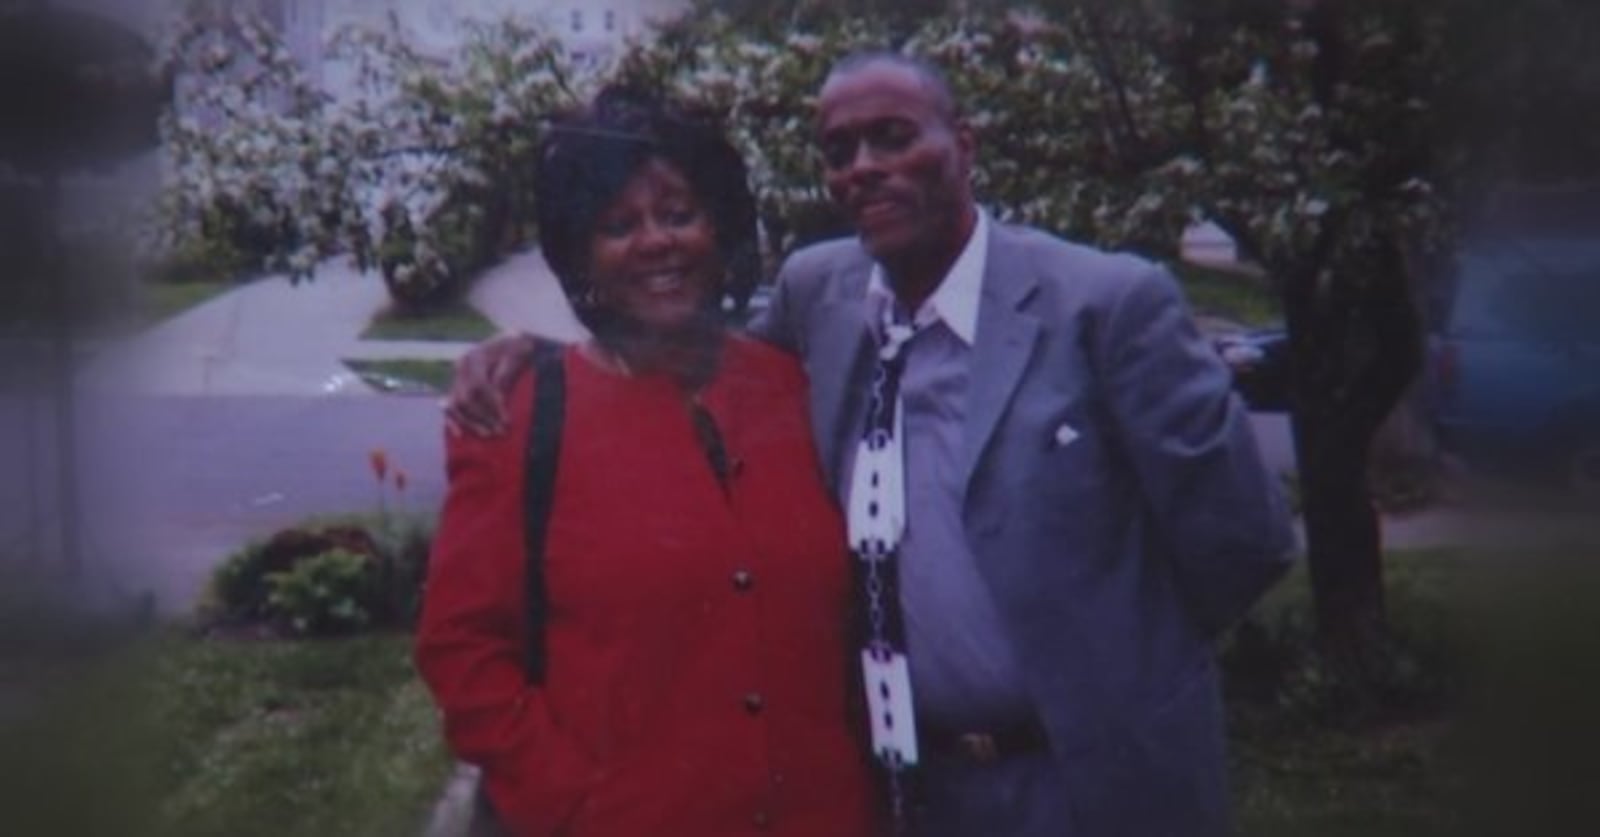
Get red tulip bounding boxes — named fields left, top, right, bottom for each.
left=369, top=449, right=389, bottom=482
left=394, top=470, right=408, bottom=492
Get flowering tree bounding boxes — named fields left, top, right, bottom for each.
left=1166, top=0, right=1454, bottom=664
left=156, top=0, right=355, bottom=281
left=155, top=1, right=582, bottom=309
left=327, top=15, right=582, bottom=306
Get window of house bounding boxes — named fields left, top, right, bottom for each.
left=605, top=10, right=616, bottom=32
left=258, top=0, right=287, bottom=29
left=571, top=9, right=583, bottom=32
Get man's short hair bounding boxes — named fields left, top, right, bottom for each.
left=824, top=51, right=960, bottom=122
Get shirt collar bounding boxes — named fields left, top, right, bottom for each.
left=866, top=207, right=989, bottom=346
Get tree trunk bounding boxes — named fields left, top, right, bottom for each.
left=1293, top=402, right=1387, bottom=657
left=1282, top=241, right=1422, bottom=663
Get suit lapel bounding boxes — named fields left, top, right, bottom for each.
left=809, top=263, right=875, bottom=491
left=960, top=227, right=1042, bottom=486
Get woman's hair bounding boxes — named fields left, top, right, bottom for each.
left=535, top=86, right=759, bottom=333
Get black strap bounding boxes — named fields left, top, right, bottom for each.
left=687, top=401, right=732, bottom=493
left=521, top=340, right=565, bottom=684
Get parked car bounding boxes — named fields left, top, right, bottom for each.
left=1213, top=327, right=1291, bottom=413
left=1427, top=236, right=1600, bottom=495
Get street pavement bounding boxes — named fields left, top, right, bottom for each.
left=84, top=394, right=450, bottom=613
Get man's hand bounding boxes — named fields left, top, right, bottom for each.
left=445, top=333, right=539, bottom=437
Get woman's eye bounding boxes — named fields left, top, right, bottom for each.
left=663, top=206, right=701, bottom=226
left=597, top=218, right=633, bottom=238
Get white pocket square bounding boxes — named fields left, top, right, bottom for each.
left=1053, top=423, right=1080, bottom=447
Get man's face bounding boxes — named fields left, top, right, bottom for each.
left=815, top=62, right=975, bottom=266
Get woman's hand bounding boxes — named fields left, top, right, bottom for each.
left=446, top=333, right=540, bottom=437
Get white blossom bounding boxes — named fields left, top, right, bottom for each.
left=786, top=33, right=822, bottom=53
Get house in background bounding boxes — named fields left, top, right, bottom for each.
left=1180, top=221, right=1240, bottom=266
left=255, top=0, right=690, bottom=95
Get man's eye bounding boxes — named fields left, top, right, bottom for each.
left=820, top=138, right=857, bottom=169
left=818, top=125, right=916, bottom=169
left=868, top=124, right=916, bottom=152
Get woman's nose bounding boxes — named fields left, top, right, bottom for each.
left=632, top=219, right=674, bottom=253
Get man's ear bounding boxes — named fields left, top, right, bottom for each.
left=954, top=118, right=977, bottom=172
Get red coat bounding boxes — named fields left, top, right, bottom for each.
left=416, top=338, right=875, bottom=837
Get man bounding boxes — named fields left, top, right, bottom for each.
left=450, top=53, right=1294, bottom=837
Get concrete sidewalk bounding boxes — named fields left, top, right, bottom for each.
left=81, top=259, right=414, bottom=395
left=467, top=246, right=588, bottom=342
left=78, top=249, right=584, bottom=397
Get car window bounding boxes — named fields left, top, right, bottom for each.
left=1446, top=254, right=1516, bottom=338
left=1492, top=268, right=1600, bottom=345
left=1449, top=243, right=1600, bottom=344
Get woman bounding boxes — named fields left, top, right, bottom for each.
left=414, top=88, right=875, bottom=837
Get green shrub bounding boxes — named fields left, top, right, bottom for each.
left=203, top=516, right=432, bottom=634
left=367, top=515, right=434, bottom=628
left=206, top=524, right=381, bottom=623
left=147, top=231, right=256, bottom=286
left=376, top=192, right=501, bottom=312
left=209, top=546, right=274, bottom=622
left=265, top=548, right=378, bottom=636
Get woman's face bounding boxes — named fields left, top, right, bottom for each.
left=587, top=157, right=722, bottom=336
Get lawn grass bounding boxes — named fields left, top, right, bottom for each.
left=361, top=301, right=497, bottom=342
left=343, top=358, right=456, bottom=394
left=1226, top=545, right=1600, bottom=834
left=1172, top=261, right=1279, bottom=327
left=1228, top=549, right=1471, bottom=836
left=10, top=548, right=1594, bottom=836
left=1234, top=718, right=1461, bottom=837
left=143, top=279, right=238, bottom=323
left=1, top=631, right=451, bottom=837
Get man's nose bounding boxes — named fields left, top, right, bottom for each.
left=842, top=140, right=886, bottom=183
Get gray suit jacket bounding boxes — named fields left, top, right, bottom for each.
left=752, top=222, right=1296, bottom=836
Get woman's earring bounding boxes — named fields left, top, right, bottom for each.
left=575, top=280, right=598, bottom=309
